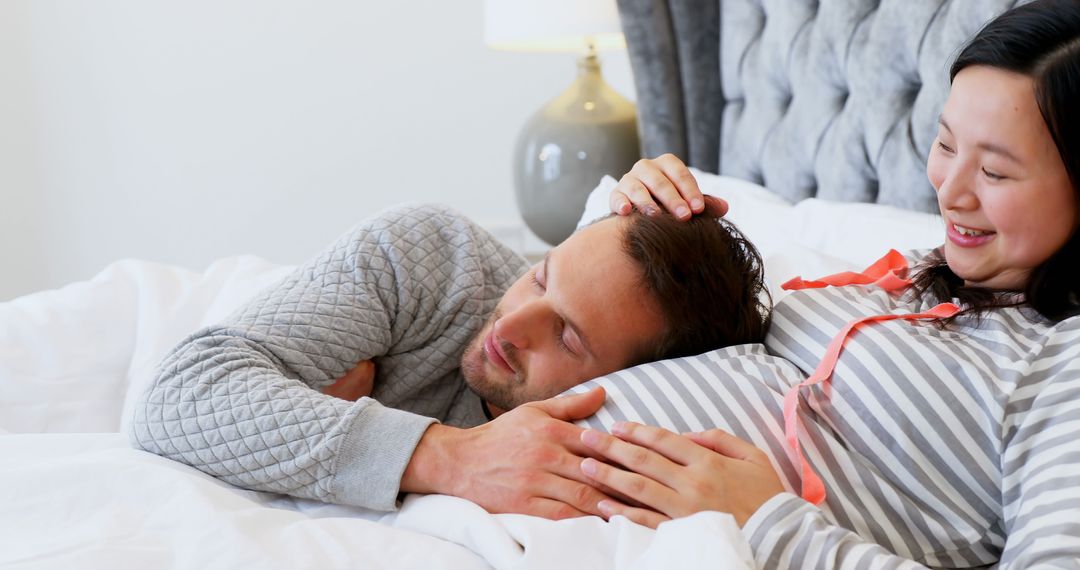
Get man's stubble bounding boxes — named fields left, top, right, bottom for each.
left=459, top=311, right=527, bottom=412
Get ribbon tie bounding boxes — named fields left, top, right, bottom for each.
left=780, top=250, right=960, bottom=505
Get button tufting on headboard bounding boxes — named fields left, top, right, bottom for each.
left=616, top=0, right=1022, bottom=213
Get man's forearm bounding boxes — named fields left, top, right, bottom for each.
left=400, top=423, right=460, bottom=496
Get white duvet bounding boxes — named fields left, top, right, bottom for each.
left=0, top=174, right=945, bottom=569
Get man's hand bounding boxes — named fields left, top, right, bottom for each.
left=325, top=360, right=376, bottom=401
left=400, top=387, right=614, bottom=519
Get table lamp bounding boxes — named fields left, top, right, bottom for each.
left=484, top=0, right=640, bottom=245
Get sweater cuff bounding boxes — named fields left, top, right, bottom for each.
left=741, top=492, right=814, bottom=555
left=330, top=401, right=438, bottom=511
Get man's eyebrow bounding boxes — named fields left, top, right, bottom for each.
left=938, top=115, right=1023, bottom=165
left=544, top=251, right=594, bottom=358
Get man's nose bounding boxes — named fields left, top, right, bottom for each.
left=493, top=299, right=548, bottom=350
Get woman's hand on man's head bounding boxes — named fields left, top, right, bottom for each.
left=610, top=154, right=729, bottom=220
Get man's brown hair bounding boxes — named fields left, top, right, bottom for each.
left=619, top=211, right=771, bottom=363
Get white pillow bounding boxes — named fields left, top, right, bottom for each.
left=788, top=198, right=944, bottom=267
left=578, top=169, right=796, bottom=258
left=576, top=171, right=945, bottom=298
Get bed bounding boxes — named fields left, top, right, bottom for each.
left=1, top=0, right=1013, bottom=567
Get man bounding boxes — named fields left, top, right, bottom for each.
left=129, top=202, right=769, bottom=520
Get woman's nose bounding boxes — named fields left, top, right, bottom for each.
left=936, top=164, right=979, bottom=212
left=492, top=300, right=547, bottom=350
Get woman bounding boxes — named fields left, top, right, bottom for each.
left=578, top=1, right=1080, bottom=567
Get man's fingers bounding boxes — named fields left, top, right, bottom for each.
left=529, top=387, right=606, bottom=421
left=536, top=475, right=613, bottom=518
left=597, top=499, right=670, bottom=529
left=523, top=497, right=591, bottom=520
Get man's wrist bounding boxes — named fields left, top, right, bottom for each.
left=400, top=423, right=459, bottom=495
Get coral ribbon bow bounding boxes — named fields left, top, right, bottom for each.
left=779, top=250, right=960, bottom=505
left=781, top=249, right=913, bottom=293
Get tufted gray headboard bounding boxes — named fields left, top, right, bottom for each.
left=615, top=0, right=1022, bottom=213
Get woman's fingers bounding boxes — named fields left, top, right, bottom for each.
left=686, top=429, right=764, bottom=463
left=579, top=457, right=679, bottom=514
left=613, top=174, right=662, bottom=216
left=703, top=195, right=730, bottom=218
left=609, top=188, right=633, bottom=215
left=654, top=154, right=705, bottom=214
left=580, top=427, right=688, bottom=488
left=609, top=155, right=709, bottom=220
left=597, top=499, right=671, bottom=529
left=630, top=159, right=690, bottom=219
left=610, top=422, right=707, bottom=465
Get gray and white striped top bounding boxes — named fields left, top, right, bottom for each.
left=574, top=252, right=1080, bottom=568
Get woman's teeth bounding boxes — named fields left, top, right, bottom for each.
left=954, top=224, right=991, bottom=237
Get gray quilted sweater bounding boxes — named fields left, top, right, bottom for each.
left=129, top=204, right=529, bottom=511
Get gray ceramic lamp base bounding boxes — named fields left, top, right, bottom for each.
left=513, top=53, right=640, bottom=245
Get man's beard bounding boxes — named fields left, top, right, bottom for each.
left=459, top=312, right=526, bottom=412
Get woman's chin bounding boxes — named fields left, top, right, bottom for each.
left=943, top=252, right=983, bottom=286
left=944, top=255, right=1026, bottom=290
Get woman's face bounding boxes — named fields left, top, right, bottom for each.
left=927, top=65, right=1077, bottom=290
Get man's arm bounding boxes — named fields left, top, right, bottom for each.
left=128, top=204, right=521, bottom=511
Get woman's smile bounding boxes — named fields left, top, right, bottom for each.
left=946, top=220, right=996, bottom=247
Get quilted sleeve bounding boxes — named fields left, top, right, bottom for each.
left=128, top=204, right=523, bottom=510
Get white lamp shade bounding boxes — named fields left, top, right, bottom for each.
left=484, top=0, right=626, bottom=52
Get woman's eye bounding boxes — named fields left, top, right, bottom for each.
left=936, top=141, right=955, bottom=153
left=530, top=272, right=545, bottom=290
left=982, top=168, right=1005, bottom=181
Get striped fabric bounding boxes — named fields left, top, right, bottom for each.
left=572, top=252, right=1080, bottom=568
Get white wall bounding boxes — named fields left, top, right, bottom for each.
left=0, top=0, right=634, bottom=301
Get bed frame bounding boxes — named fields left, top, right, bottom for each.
left=615, top=0, right=1022, bottom=214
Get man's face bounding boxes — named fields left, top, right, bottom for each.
left=460, top=216, right=664, bottom=415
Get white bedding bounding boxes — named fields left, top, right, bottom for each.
left=0, top=173, right=944, bottom=569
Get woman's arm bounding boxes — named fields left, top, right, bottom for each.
left=997, top=331, right=1080, bottom=567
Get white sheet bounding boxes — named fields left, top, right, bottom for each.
left=1, top=172, right=944, bottom=568
left=0, top=433, right=752, bottom=569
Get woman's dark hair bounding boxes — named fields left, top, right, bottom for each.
left=620, top=212, right=771, bottom=364
left=912, top=0, right=1080, bottom=323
